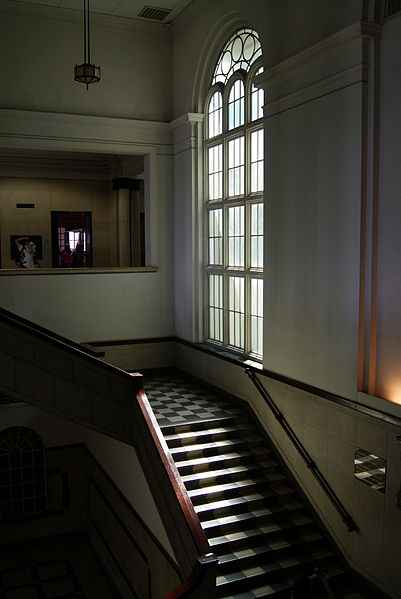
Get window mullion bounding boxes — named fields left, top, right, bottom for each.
left=205, top=28, right=263, bottom=360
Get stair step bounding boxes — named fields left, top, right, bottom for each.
left=170, top=435, right=265, bottom=460
left=210, top=522, right=322, bottom=554
left=218, top=578, right=291, bottom=599
left=175, top=448, right=273, bottom=475
left=160, top=414, right=245, bottom=435
left=203, top=505, right=312, bottom=536
left=196, top=493, right=304, bottom=522
left=216, top=549, right=335, bottom=595
left=181, top=460, right=287, bottom=490
left=165, top=422, right=256, bottom=448
left=217, top=531, right=325, bottom=573
left=189, top=477, right=294, bottom=506
left=195, top=489, right=289, bottom=516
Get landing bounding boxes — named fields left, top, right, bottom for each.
left=143, top=371, right=240, bottom=427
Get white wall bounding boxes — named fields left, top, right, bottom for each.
left=86, top=428, right=174, bottom=556
left=0, top=2, right=171, bottom=121
left=264, top=68, right=362, bottom=399
left=0, top=271, right=173, bottom=342
left=376, top=12, right=401, bottom=403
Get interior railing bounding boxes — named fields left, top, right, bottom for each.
left=0, top=307, right=217, bottom=598
left=135, top=382, right=218, bottom=598
left=246, top=367, right=358, bottom=533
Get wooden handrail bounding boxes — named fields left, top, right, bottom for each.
left=136, top=384, right=217, bottom=597
left=136, top=387, right=213, bottom=556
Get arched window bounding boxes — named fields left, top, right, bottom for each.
left=205, top=28, right=264, bottom=358
left=0, top=427, right=47, bottom=518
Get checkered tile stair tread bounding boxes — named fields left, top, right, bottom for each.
left=144, top=374, right=243, bottom=427
left=144, top=372, right=364, bottom=598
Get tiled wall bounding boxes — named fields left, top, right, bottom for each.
left=171, top=342, right=401, bottom=599
left=0, top=319, right=137, bottom=444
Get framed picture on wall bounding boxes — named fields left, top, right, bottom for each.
left=10, top=235, right=43, bottom=268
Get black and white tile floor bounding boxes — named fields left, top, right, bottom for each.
left=144, top=371, right=372, bottom=599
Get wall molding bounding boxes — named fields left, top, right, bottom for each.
left=256, top=21, right=382, bottom=116
left=0, top=109, right=172, bottom=157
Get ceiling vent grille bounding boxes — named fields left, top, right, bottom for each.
left=137, top=5, right=171, bottom=21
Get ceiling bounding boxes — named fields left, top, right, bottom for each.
left=5, top=0, right=194, bottom=23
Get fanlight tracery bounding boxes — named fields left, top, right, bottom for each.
left=212, top=28, right=262, bottom=85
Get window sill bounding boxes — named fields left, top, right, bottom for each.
left=0, top=266, right=159, bottom=276
left=195, top=341, right=263, bottom=370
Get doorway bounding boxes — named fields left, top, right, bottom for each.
left=51, top=211, right=92, bottom=268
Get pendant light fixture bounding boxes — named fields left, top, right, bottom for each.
left=74, top=0, right=100, bottom=89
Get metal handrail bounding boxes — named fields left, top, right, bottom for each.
left=246, top=367, right=357, bottom=532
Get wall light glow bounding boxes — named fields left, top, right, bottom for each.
left=383, top=380, right=401, bottom=405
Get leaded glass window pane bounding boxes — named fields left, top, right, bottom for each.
left=251, top=129, right=264, bottom=192
left=229, top=276, right=244, bottom=349
left=208, top=144, right=223, bottom=200
left=228, top=206, right=244, bottom=267
left=250, top=278, right=263, bottom=356
left=251, top=67, right=264, bottom=121
left=228, top=80, right=244, bottom=130
left=251, top=203, right=263, bottom=268
left=209, top=274, right=223, bottom=342
left=209, top=209, right=223, bottom=265
left=208, top=91, right=222, bottom=138
left=213, top=28, right=262, bottom=85
left=205, top=28, right=264, bottom=359
left=228, top=136, right=244, bottom=197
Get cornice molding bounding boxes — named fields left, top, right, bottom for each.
left=257, top=21, right=382, bottom=89
left=256, top=20, right=383, bottom=117
left=0, top=108, right=172, bottom=156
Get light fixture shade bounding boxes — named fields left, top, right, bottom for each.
left=74, top=63, right=101, bottom=88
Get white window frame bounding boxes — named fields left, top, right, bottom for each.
left=204, top=38, right=264, bottom=360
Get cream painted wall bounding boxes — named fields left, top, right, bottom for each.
left=86, top=429, right=174, bottom=557
left=375, top=13, right=401, bottom=403
left=264, top=85, right=362, bottom=399
left=0, top=177, right=112, bottom=268
left=0, top=3, right=171, bottom=121
left=0, top=271, right=174, bottom=342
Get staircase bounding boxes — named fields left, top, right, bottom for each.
left=144, top=372, right=369, bottom=599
